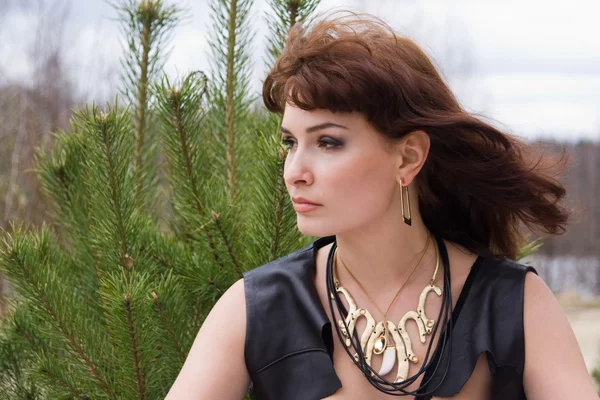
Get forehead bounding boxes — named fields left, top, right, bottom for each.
left=281, top=103, right=368, bottom=131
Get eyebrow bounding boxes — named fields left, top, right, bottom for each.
left=280, top=122, right=349, bottom=134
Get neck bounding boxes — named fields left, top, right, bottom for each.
left=334, top=212, right=436, bottom=295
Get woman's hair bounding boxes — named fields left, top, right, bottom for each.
left=263, top=11, right=571, bottom=260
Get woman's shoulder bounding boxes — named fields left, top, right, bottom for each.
left=474, top=254, right=538, bottom=289
left=459, top=255, right=537, bottom=319
left=242, top=244, right=314, bottom=294
left=240, top=239, right=333, bottom=377
left=242, top=241, right=315, bottom=280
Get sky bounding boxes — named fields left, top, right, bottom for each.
left=1, top=0, right=599, bottom=142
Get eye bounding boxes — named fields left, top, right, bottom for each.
left=317, top=137, right=343, bottom=149
left=280, top=137, right=342, bottom=150
left=281, top=138, right=295, bottom=150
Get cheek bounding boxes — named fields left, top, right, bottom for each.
left=293, top=152, right=396, bottom=237
left=328, top=156, right=394, bottom=212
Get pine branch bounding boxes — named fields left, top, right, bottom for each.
left=153, top=73, right=226, bottom=270
left=0, top=226, right=115, bottom=399
left=77, top=105, right=143, bottom=280
left=225, top=0, right=239, bottom=201
left=1, top=304, right=101, bottom=399
left=33, top=129, right=108, bottom=320
left=33, top=131, right=122, bottom=368
left=206, top=0, right=257, bottom=204
left=113, top=0, right=181, bottom=211
left=0, top=308, right=42, bottom=400
left=28, top=283, right=111, bottom=399
left=150, top=291, right=185, bottom=363
left=134, top=15, right=150, bottom=205
left=38, top=362, right=88, bottom=400
left=123, top=293, right=145, bottom=399
left=99, top=270, right=156, bottom=399
left=102, top=119, right=131, bottom=267
left=211, top=210, right=242, bottom=277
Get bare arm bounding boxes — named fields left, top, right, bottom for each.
left=522, top=272, right=598, bottom=399
left=165, top=278, right=250, bottom=400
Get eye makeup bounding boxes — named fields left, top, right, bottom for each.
left=281, top=136, right=344, bottom=150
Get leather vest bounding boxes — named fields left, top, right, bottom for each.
left=242, top=236, right=536, bottom=399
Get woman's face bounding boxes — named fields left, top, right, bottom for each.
left=281, top=103, right=400, bottom=237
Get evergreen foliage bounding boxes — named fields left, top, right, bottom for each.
left=0, top=1, right=321, bottom=398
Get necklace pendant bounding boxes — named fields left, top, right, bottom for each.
left=373, top=334, right=387, bottom=355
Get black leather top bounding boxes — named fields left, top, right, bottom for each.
left=242, top=236, right=536, bottom=399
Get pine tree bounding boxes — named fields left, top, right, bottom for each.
left=0, top=1, right=322, bottom=398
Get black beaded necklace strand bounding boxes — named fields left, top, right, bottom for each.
left=325, top=234, right=454, bottom=397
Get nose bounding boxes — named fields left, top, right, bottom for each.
left=283, top=146, right=314, bottom=187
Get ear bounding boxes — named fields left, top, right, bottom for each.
left=396, top=130, right=430, bottom=186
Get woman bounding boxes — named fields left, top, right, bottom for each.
left=166, top=11, right=597, bottom=400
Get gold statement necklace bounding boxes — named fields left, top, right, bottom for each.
left=332, top=233, right=442, bottom=383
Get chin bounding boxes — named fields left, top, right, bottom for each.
left=296, top=218, right=338, bottom=238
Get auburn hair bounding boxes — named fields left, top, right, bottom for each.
left=262, top=11, right=570, bottom=260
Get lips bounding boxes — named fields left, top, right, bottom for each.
left=291, top=197, right=321, bottom=213
left=291, top=197, right=321, bottom=205
left=292, top=202, right=320, bottom=212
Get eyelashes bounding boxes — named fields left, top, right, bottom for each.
left=281, top=139, right=295, bottom=149
left=281, top=137, right=343, bottom=150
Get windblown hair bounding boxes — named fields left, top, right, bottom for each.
left=263, top=11, right=570, bottom=260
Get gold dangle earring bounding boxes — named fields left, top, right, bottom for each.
left=400, top=179, right=411, bottom=226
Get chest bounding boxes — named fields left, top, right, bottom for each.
left=314, top=243, right=490, bottom=399
left=321, top=338, right=491, bottom=399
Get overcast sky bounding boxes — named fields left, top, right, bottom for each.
left=1, top=0, right=599, bottom=142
